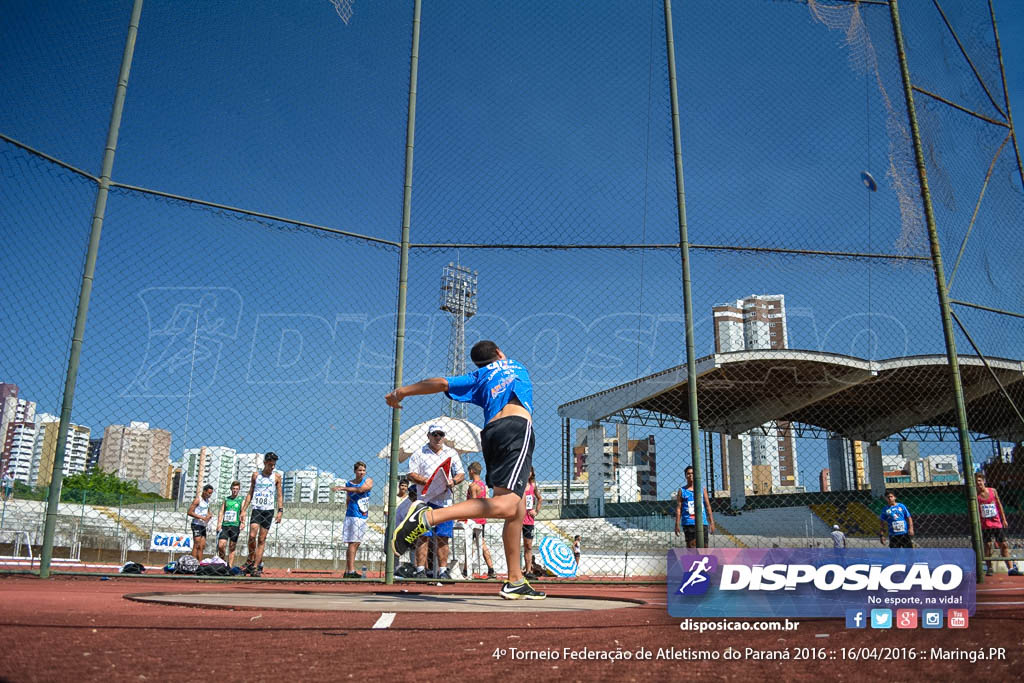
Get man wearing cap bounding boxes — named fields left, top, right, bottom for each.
left=830, top=524, right=847, bottom=549
left=405, top=424, right=465, bottom=578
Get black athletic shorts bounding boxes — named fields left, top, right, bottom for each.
left=250, top=508, right=274, bottom=530
left=218, top=526, right=240, bottom=542
left=190, top=523, right=208, bottom=538
left=983, top=527, right=1007, bottom=545
left=683, top=525, right=709, bottom=547
left=889, top=534, right=913, bottom=548
left=481, top=416, right=534, bottom=497
left=522, top=524, right=535, bottom=540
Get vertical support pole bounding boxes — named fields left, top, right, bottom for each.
left=888, top=0, right=983, bottom=579
left=385, top=0, right=423, bottom=585
left=663, top=0, right=704, bottom=547
left=39, top=0, right=144, bottom=578
left=727, top=436, right=745, bottom=511
left=867, top=442, right=884, bottom=497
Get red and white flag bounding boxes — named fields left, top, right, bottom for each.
left=420, top=457, right=452, bottom=503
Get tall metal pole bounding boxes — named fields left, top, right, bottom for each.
left=663, top=0, right=704, bottom=546
left=385, top=0, right=423, bottom=584
left=39, top=0, right=144, bottom=578
left=888, top=0, right=983, bottom=579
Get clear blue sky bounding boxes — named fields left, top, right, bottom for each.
left=1, top=1, right=1021, bottom=498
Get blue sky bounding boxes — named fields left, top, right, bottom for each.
left=1, top=1, right=1022, bottom=498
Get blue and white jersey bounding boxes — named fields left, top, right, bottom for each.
left=678, top=486, right=709, bottom=526
left=444, top=358, right=533, bottom=424
left=881, top=503, right=911, bottom=536
left=346, top=478, right=370, bottom=519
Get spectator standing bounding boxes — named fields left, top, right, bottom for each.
left=466, top=461, right=496, bottom=579
left=242, top=452, right=284, bottom=577
left=406, top=424, right=465, bottom=578
left=830, top=524, right=847, bottom=549
left=523, top=469, right=541, bottom=580
left=880, top=490, right=914, bottom=548
left=976, top=472, right=1021, bottom=576
left=187, top=484, right=215, bottom=560
left=216, top=480, right=245, bottom=566
left=334, top=461, right=373, bottom=578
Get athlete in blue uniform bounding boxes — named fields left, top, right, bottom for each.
left=880, top=490, right=914, bottom=548
left=333, top=461, right=373, bottom=578
left=674, top=466, right=715, bottom=548
left=386, top=340, right=544, bottom=600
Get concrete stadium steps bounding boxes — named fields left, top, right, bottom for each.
left=715, top=506, right=832, bottom=541
left=810, top=502, right=879, bottom=537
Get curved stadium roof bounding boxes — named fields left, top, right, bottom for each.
left=556, top=350, right=1024, bottom=443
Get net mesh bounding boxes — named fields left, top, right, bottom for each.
left=0, top=0, right=1021, bottom=579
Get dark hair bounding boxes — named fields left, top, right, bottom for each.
left=202, top=484, right=214, bottom=492
left=470, top=340, right=500, bottom=367
left=398, top=477, right=409, bottom=486
left=885, top=489, right=896, bottom=497
left=469, top=461, right=482, bottom=475
left=354, top=460, right=366, bottom=471
left=264, top=451, right=278, bottom=461
left=230, top=480, right=240, bottom=487
left=684, top=465, right=694, bottom=473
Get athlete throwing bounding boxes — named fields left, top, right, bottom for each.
left=387, top=340, right=544, bottom=600
left=242, top=452, right=284, bottom=577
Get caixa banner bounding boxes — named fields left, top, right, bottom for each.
left=667, top=549, right=975, bottom=618
left=149, top=532, right=194, bottom=552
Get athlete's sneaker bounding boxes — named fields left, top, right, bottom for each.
left=392, top=500, right=430, bottom=556
left=343, top=571, right=362, bottom=579
left=986, top=567, right=995, bottom=577
left=486, top=567, right=496, bottom=579
left=412, top=569, right=427, bottom=579
left=437, top=569, right=452, bottom=580
left=524, top=572, right=538, bottom=581
left=1009, top=567, right=1022, bottom=576
left=500, top=580, right=546, bottom=600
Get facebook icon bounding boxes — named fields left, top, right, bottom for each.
left=845, top=609, right=867, bottom=629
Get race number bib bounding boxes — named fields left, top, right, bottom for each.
left=253, top=488, right=274, bottom=508
left=891, top=520, right=907, bottom=533
left=686, top=500, right=695, bottom=516
left=525, top=494, right=535, bottom=511
left=358, top=497, right=369, bottom=514
left=980, top=503, right=998, bottom=519
left=224, top=510, right=238, bottom=523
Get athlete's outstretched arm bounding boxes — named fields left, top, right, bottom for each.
left=385, top=377, right=449, bottom=408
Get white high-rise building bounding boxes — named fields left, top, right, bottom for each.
left=6, top=422, right=39, bottom=484
left=29, top=413, right=89, bottom=486
left=183, top=446, right=237, bottom=501
left=713, top=294, right=799, bottom=493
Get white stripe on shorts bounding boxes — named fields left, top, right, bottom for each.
left=506, top=419, right=532, bottom=491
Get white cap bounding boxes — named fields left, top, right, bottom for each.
left=427, top=424, right=445, bottom=435
left=833, top=525, right=840, bottom=530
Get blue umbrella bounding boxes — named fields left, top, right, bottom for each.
left=536, top=536, right=577, bottom=578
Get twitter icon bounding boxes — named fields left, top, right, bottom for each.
left=870, top=609, right=893, bottom=629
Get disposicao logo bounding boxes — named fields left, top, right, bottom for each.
left=677, top=555, right=718, bottom=596
left=667, top=549, right=975, bottom=619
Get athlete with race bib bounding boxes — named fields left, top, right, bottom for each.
left=976, top=472, right=1021, bottom=576
left=188, top=484, right=215, bottom=560
left=333, top=461, right=373, bottom=579
left=387, top=340, right=545, bottom=600
left=216, top=480, right=245, bottom=567
left=674, top=465, right=715, bottom=548
left=880, top=490, right=914, bottom=548
left=242, top=452, right=283, bottom=577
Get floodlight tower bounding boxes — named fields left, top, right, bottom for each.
left=440, top=263, right=478, bottom=418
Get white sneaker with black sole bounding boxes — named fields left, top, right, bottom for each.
left=499, top=580, right=546, bottom=600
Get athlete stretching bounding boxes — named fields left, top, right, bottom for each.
left=387, top=340, right=544, bottom=600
